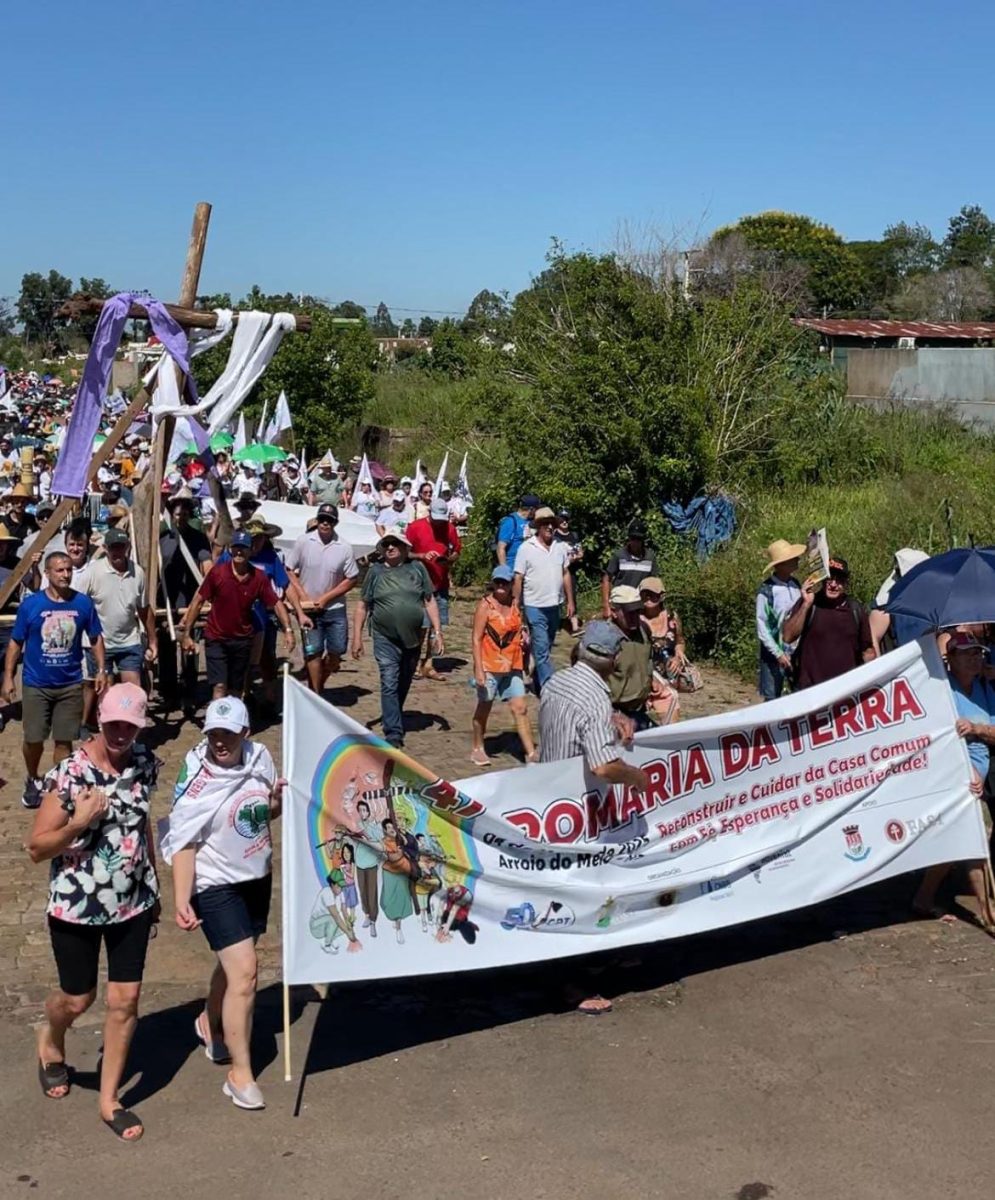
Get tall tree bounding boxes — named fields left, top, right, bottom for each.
left=332, top=300, right=367, bottom=320
left=0, top=297, right=15, bottom=338
left=17, top=269, right=73, bottom=347
left=417, top=315, right=438, bottom=336
left=73, top=276, right=114, bottom=341
left=371, top=301, right=398, bottom=337
left=399, top=317, right=416, bottom=336
left=461, top=288, right=510, bottom=338
left=943, top=205, right=995, bottom=270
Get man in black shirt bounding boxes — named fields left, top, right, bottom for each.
left=158, top=490, right=212, bottom=716
left=601, top=519, right=658, bottom=617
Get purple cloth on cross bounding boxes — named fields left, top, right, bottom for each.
left=52, top=292, right=196, bottom=498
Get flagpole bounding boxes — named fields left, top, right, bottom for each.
left=282, top=660, right=293, bottom=1082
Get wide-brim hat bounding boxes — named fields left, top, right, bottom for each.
left=165, top=486, right=196, bottom=508
left=8, top=483, right=32, bottom=499
left=244, top=518, right=283, bottom=540
left=378, top=531, right=411, bottom=548
left=763, top=539, right=806, bottom=574
left=0, top=521, right=19, bottom=541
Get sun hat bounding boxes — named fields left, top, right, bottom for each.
left=638, top=576, right=665, bottom=595
left=165, top=486, right=196, bottom=509
left=98, top=682, right=147, bottom=728
left=378, top=531, right=411, bottom=548
left=609, top=584, right=644, bottom=611
left=579, top=620, right=626, bottom=659
left=533, top=506, right=557, bottom=524
left=244, top=517, right=282, bottom=539
left=235, top=492, right=260, bottom=509
left=0, top=521, right=20, bottom=541
left=875, top=548, right=930, bottom=607
left=8, top=483, right=32, bottom=499
left=204, top=695, right=250, bottom=734
left=763, top=539, right=807, bottom=574
left=491, top=565, right=514, bottom=583
left=429, top=498, right=450, bottom=520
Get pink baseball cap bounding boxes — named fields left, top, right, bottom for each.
left=98, top=682, right=148, bottom=727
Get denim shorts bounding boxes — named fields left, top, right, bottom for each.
left=422, top=590, right=450, bottom=628
left=192, top=876, right=272, bottom=952
left=476, top=670, right=526, bottom=703
left=303, top=607, right=348, bottom=660
left=86, top=644, right=144, bottom=678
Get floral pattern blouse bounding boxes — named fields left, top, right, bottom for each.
left=44, top=743, right=160, bottom=925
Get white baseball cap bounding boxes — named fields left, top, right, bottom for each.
left=203, top=696, right=250, bottom=734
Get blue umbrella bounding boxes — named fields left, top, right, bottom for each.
left=886, top=547, right=995, bottom=640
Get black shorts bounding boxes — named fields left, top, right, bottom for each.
left=192, top=876, right=272, bottom=952
left=204, top=636, right=253, bottom=693
left=48, top=909, right=155, bottom=996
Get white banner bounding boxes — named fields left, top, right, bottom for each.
left=282, top=639, right=986, bottom=985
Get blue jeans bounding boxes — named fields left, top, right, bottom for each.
left=303, top=607, right=348, bottom=660
left=524, top=605, right=561, bottom=691
left=758, top=648, right=790, bottom=700
left=372, top=634, right=420, bottom=746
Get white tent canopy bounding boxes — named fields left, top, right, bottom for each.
left=231, top=498, right=379, bottom=559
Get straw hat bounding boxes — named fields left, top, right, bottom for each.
left=763, top=539, right=806, bottom=574
left=243, top=516, right=283, bottom=540
left=0, top=521, right=20, bottom=542
left=8, top=483, right=33, bottom=499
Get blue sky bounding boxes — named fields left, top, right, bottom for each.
left=5, top=0, right=993, bottom=317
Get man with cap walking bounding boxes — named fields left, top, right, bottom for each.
left=782, top=556, right=875, bottom=689
left=512, top=507, right=575, bottom=692
left=496, top=495, right=539, bottom=568
left=756, top=539, right=805, bottom=701
left=81, top=528, right=156, bottom=691
left=407, top=498, right=462, bottom=680
left=159, top=489, right=213, bottom=718
left=606, top=585, right=654, bottom=732
left=351, top=532, right=443, bottom=749
left=179, top=531, right=296, bottom=701
left=601, top=520, right=657, bottom=618
left=286, top=503, right=359, bottom=694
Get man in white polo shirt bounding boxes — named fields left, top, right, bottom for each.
left=512, top=506, right=576, bottom=693
left=285, top=503, right=358, bottom=694
left=82, top=527, right=156, bottom=690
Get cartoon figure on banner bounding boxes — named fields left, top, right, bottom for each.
left=308, top=733, right=482, bottom=953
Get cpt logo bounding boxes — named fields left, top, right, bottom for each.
left=885, top=820, right=906, bottom=844
left=842, top=824, right=871, bottom=861
left=500, top=901, right=575, bottom=932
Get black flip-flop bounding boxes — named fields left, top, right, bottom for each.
left=38, top=1059, right=70, bottom=1099
left=102, top=1108, right=144, bottom=1142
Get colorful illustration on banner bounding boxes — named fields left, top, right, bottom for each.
left=307, top=734, right=482, bottom=952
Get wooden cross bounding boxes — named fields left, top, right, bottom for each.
left=0, top=201, right=309, bottom=612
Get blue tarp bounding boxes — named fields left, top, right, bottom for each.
left=662, top=494, right=737, bottom=561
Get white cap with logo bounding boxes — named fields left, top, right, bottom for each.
left=203, top=696, right=250, bottom=734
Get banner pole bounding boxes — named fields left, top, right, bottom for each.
left=282, top=981, right=292, bottom=1083
left=282, top=660, right=292, bottom=1082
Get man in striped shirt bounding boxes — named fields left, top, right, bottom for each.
left=539, top=620, right=649, bottom=794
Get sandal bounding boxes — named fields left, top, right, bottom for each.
left=577, top=995, right=613, bottom=1016
left=38, top=1059, right=70, bottom=1099
left=194, top=1012, right=232, bottom=1064
left=469, top=749, right=491, bottom=767
left=103, top=1107, right=144, bottom=1141
left=420, top=667, right=445, bottom=681
left=911, top=903, right=957, bottom=923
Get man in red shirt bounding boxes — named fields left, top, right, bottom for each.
left=406, top=498, right=461, bottom=680
left=179, top=530, right=295, bottom=699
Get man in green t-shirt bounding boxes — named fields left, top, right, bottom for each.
left=351, top=533, right=443, bottom=748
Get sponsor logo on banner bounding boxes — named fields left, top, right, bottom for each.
left=501, top=901, right=576, bottom=931
left=842, top=824, right=871, bottom=861
left=749, top=848, right=795, bottom=882
left=885, top=819, right=906, bottom=843
left=702, top=877, right=732, bottom=899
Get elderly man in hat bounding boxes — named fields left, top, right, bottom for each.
left=407, top=497, right=462, bottom=681
left=351, top=532, right=443, bottom=749
left=601, top=519, right=657, bottom=618
left=782, top=556, right=875, bottom=689
left=512, top=506, right=575, bottom=692
left=5, top=482, right=39, bottom=549
left=286, top=503, right=358, bottom=694
left=756, top=539, right=805, bottom=701
left=606, top=584, right=653, bottom=733
left=159, top=488, right=213, bottom=717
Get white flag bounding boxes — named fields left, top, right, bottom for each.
left=234, top=412, right=247, bottom=453
left=255, top=398, right=269, bottom=442
left=434, top=451, right=449, bottom=495
left=413, top=459, right=427, bottom=490
left=350, top=453, right=376, bottom=509
left=456, top=451, right=474, bottom=506
left=299, top=445, right=308, bottom=478
left=0, top=368, right=6, bottom=398
left=274, top=390, right=292, bottom=433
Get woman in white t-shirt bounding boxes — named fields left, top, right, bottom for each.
left=161, top=696, right=285, bottom=1112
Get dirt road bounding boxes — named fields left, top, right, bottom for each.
left=1, top=600, right=993, bottom=1199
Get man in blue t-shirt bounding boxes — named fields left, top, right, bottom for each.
left=2, top=551, right=105, bottom=808
left=496, top=494, right=540, bottom=567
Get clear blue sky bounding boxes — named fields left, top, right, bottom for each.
left=5, top=0, right=993, bottom=317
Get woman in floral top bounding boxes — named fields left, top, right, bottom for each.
left=26, top=682, right=158, bottom=1143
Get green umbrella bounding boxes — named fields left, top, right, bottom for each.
left=211, top=431, right=234, bottom=451
left=233, top=443, right=288, bottom=465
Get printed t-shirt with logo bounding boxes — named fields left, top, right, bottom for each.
left=13, top=589, right=103, bottom=687
left=604, top=545, right=658, bottom=589
left=198, top=561, right=278, bottom=641
left=361, top=560, right=433, bottom=649
left=172, top=737, right=277, bottom=892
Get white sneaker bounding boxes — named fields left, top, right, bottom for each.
left=370, top=924, right=377, bottom=938
left=362, top=918, right=371, bottom=928
left=396, top=927, right=405, bottom=945
left=322, top=940, right=339, bottom=954
left=223, top=1077, right=265, bottom=1110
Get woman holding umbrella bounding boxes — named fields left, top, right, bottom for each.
left=911, top=632, right=995, bottom=931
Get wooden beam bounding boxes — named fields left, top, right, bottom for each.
left=0, top=383, right=154, bottom=608
left=59, top=295, right=312, bottom=333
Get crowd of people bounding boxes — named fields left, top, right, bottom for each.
left=5, top=365, right=992, bottom=1139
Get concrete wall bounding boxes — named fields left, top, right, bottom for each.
left=846, top=347, right=995, bottom=427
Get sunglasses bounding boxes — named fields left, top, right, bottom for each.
left=231, top=545, right=250, bottom=555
